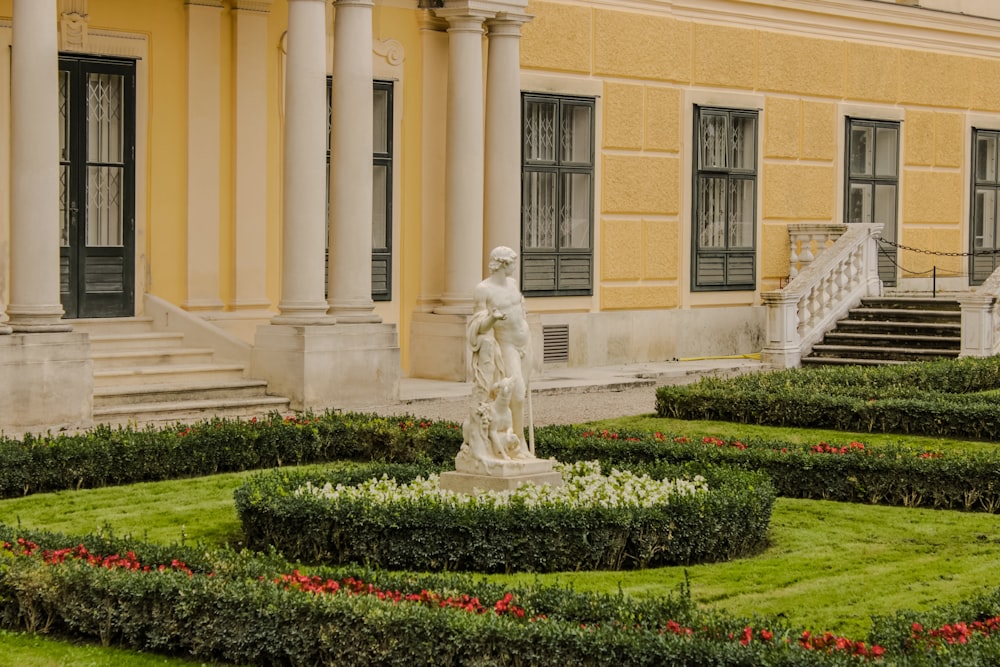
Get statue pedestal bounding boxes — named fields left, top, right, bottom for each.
left=440, top=455, right=562, bottom=494
left=439, top=470, right=562, bottom=494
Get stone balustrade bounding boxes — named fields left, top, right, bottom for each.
left=787, top=223, right=848, bottom=280
left=761, top=223, right=883, bottom=369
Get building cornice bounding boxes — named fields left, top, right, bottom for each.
left=547, top=0, right=1000, bottom=58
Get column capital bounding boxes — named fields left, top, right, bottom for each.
left=184, top=0, right=224, bottom=8
left=332, top=0, right=374, bottom=7
left=434, top=7, right=493, bottom=30
left=486, top=11, right=532, bottom=32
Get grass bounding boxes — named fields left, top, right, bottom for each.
left=0, top=630, right=227, bottom=666
left=3, top=417, right=1000, bottom=663
left=590, top=414, right=1000, bottom=454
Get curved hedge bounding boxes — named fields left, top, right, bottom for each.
left=655, top=356, right=1000, bottom=440
left=8, top=525, right=1000, bottom=665
left=234, top=462, right=775, bottom=572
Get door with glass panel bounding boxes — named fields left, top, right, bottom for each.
left=59, top=55, right=136, bottom=318
left=845, top=118, right=898, bottom=287
left=971, top=129, right=1000, bottom=285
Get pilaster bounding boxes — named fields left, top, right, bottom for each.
left=415, top=11, right=449, bottom=314
left=184, top=0, right=225, bottom=312
left=232, top=0, right=274, bottom=313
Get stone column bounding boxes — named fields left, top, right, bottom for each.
left=232, top=0, right=273, bottom=314
left=7, top=0, right=69, bottom=332
left=434, top=8, right=490, bottom=315
left=483, top=13, right=530, bottom=261
left=328, top=0, right=380, bottom=323
left=273, top=0, right=333, bottom=324
left=184, top=0, right=225, bottom=312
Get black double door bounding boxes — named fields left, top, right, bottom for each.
left=59, top=55, right=136, bottom=318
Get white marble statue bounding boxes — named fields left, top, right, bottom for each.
left=455, top=246, right=539, bottom=475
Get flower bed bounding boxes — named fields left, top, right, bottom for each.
left=0, top=527, right=906, bottom=666
left=235, top=461, right=775, bottom=572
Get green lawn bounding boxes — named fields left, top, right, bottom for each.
left=3, top=416, right=1000, bottom=663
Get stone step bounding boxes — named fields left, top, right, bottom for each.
left=834, top=320, right=961, bottom=336
left=860, top=296, right=961, bottom=312
left=71, top=317, right=156, bottom=335
left=846, top=307, right=961, bottom=324
left=822, top=331, right=961, bottom=350
left=88, top=332, right=187, bottom=351
left=91, top=347, right=216, bottom=369
left=808, top=344, right=960, bottom=363
left=801, top=356, right=909, bottom=367
left=93, top=379, right=271, bottom=407
left=93, top=396, right=291, bottom=428
left=93, top=363, right=247, bottom=388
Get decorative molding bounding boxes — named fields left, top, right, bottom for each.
left=232, top=0, right=274, bottom=12
left=59, top=12, right=89, bottom=52
left=59, top=0, right=89, bottom=52
left=184, top=0, right=225, bottom=7
left=373, top=38, right=404, bottom=66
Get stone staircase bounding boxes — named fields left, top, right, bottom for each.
left=73, top=317, right=290, bottom=427
left=801, top=296, right=961, bottom=366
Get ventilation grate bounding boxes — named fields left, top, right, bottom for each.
left=542, top=324, right=570, bottom=364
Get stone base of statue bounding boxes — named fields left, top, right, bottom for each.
left=439, top=451, right=562, bottom=494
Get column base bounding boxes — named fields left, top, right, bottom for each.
left=0, top=332, right=93, bottom=434
left=409, top=311, right=471, bottom=381
left=409, top=311, right=544, bottom=382
left=252, top=322, right=400, bottom=411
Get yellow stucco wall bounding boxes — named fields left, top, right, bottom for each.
left=8, top=0, right=1000, bottom=365
left=520, top=0, right=1000, bottom=311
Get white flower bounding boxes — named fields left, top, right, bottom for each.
left=294, top=463, right=709, bottom=510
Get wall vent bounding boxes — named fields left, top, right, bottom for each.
left=542, top=324, right=570, bottom=364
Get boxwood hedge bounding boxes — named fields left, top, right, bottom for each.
left=233, top=463, right=775, bottom=572
left=655, top=356, right=1000, bottom=439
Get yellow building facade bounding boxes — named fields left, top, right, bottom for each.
left=2, top=0, right=1000, bottom=429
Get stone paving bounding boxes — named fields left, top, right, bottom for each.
left=359, top=356, right=763, bottom=426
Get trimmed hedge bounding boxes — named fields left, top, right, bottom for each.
left=233, top=463, right=775, bottom=572
left=0, top=525, right=903, bottom=666
left=0, top=413, right=461, bottom=499
left=535, top=430, right=1000, bottom=513
left=4, top=408, right=1000, bottom=514
left=654, top=356, right=1000, bottom=440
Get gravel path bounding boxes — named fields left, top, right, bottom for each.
left=362, top=384, right=659, bottom=426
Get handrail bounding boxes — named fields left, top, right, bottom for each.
left=957, top=265, right=1000, bottom=358
left=761, top=223, right=883, bottom=369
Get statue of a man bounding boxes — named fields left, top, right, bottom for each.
left=463, top=246, right=534, bottom=464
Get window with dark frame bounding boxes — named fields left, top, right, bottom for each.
left=844, top=117, right=899, bottom=287
left=326, top=78, right=393, bottom=301
left=971, top=128, right=1000, bottom=285
left=521, top=93, right=595, bottom=296
left=692, top=106, right=757, bottom=291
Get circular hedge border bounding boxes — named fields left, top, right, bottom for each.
left=234, top=462, right=775, bottom=573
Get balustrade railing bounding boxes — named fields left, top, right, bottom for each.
left=761, top=223, right=883, bottom=369
left=787, top=223, right=848, bottom=280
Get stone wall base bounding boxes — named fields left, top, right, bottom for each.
left=251, top=323, right=400, bottom=411
left=409, top=311, right=544, bottom=381
left=0, top=332, right=92, bottom=434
